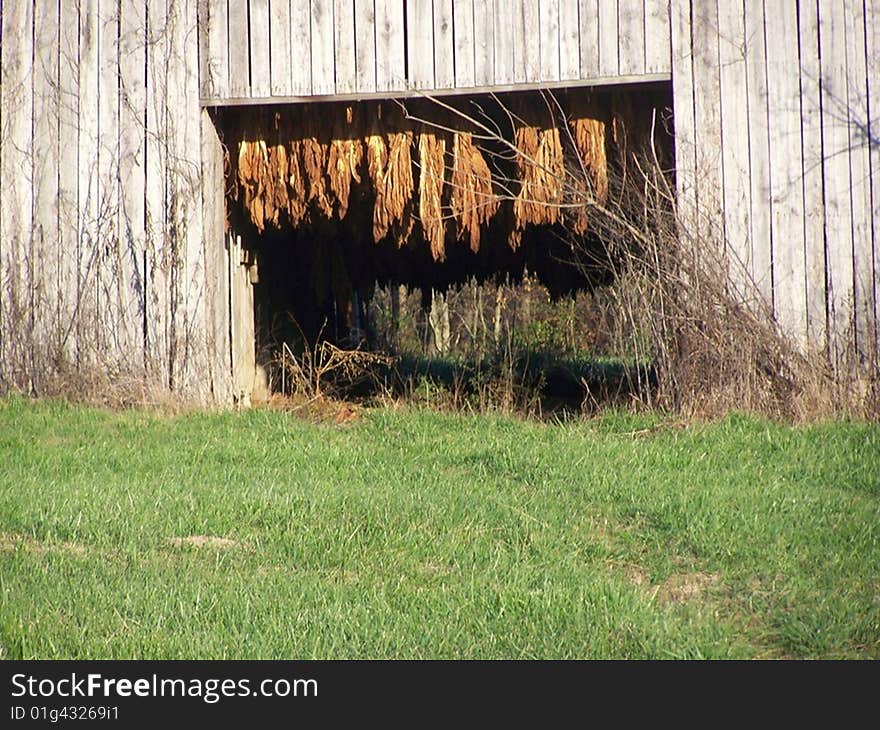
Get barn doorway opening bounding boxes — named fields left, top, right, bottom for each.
left=213, top=85, right=673, bottom=408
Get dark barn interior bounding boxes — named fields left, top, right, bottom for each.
left=214, top=85, right=674, bottom=395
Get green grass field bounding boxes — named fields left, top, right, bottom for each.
left=0, top=397, right=877, bottom=659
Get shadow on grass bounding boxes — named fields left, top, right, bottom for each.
left=340, top=351, right=658, bottom=415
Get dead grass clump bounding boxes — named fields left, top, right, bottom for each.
left=165, top=536, right=241, bottom=550
left=0, top=532, right=88, bottom=556
left=655, top=572, right=722, bottom=605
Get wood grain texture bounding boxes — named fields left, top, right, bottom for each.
left=819, top=0, right=855, bottom=359
left=146, top=0, right=170, bottom=383
left=798, top=0, right=828, bottom=345
left=58, top=0, right=81, bottom=365
left=520, top=0, right=541, bottom=83
left=0, top=0, right=34, bottom=377
left=578, top=0, right=599, bottom=78
left=248, top=0, right=271, bottom=98
left=119, top=0, right=148, bottom=371
left=670, top=0, right=696, bottom=229
left=717, top=0, right=753, bottom=301
left=78, top=0, right=100, bottom=365
left=843, top=0, right=875, bottom=355
left=434, top=0, right=455, bottom=88
left=406, top=0, right=434, bottom=88
left=180, top=0, right=209, bottom=397
left=375, top=0, right=405, bottom=91
left=227, top=0, right=250, bottom=97
left=98, top=0, right=121, bottom=360
left=494, top=0, right=515, bottom=84
left=291, top=0, right=313, bottom=94
left=617, top=0, right=644, bottom=76
left=867, top=0, right=880, bottom=351
left=558, top=0, right=580, bottom=81
left=200, top=110, right=233, bottom=402
left=597, top=0, right=617, bottom=76
left=270, top=0, right=292, bottom=95
left=743, top=0, right=773, bottom=306
left=33, top=0, right=60, bottom=363
left=453, top=0, right=475, bottom=87
left=644, top=0, right=670, bottom=74
left=335, top=0, right=358, bottom=93
left=310, top=0, right=335, bottom=95
left=690, top=1, right=724, bottom=247
left=473, top=0, right=495, bottom=85
left=354, top=0, right=378, bottom=92
left=539, top=0, right=561, bottom=82
left=200, top=0, right=229, bottom=97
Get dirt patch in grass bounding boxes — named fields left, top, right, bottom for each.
left=0, top=532, right=88, bottom=556
left=612, top=562, right=723, bottom=604
left=620, top=563, right=651, bottom=586
left=164, top=536, right=241, bottom=550
left=655, top=572, right=722, bottom=604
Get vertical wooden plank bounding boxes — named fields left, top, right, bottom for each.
left=249, top=0, right=271, bottom=97
left=717, top=0, right=753, bottom=299
left=78, top=0, right=100, bottom=365
left=98, top=0, right=122, bottom=363
left=33, top=0, right=60, bottom=368
left=198, top=0, right=209, bottom=96
left=559, top=0, right=580, bottom=81
left=375, top=0, right=405, bottom=91
left=354, top=0, right=377, bottom=92
left=512, top=0, right=527, bottom=83
left=523, top=0, right=541, bottom=82
left=617, top=0, right=644, bottom=76
left=473, top=0, right=494, bottom=86
left=310, top=0, right=335, bottom=95
left=181, top=0, right=209, bottom=397
left=0, top=0, right=34, bottom=380
left=434, top=0, right=455, bottom=88
left=644, top=0, right=670, bottom=74
left=744, top=0, right=773, bottom=306
left=578, top=0, right=599, bottom=78
left=867, top=0, right=880, bottom=351
left=766, top=2, right=807, bottom=340
left=798, top=0, right=827, bottom=346
left=597, top=0, right=617, bottom=77
left=200, top=110, right=232, bottom=403
left=406, top=0, right=434, bottom=88
left=819, top=0, right=855, bottom=360
left=120, top=0, right=148, bottom=372
left=844, top=0, right=875, bottom=355
left=210, top=0, right=230, bottom=98
left=146, top=0, right=170, bottom=385
left=540, top=0, right=561, bottom=82
left=453, top=0, right=475, bottom=88
left=494, top=0, right=515, bottom=83
left=690, top=2, right=724, bottom=246
left=670, top=0, right=697, bottom=230
left=227, top=0, right=250, bottom=97
left=167, top=0, right=188, bottom=389
left=270, top=0, right=292, bottom=95
left=58, top=0, right=81, bottom=365
left=291, top=0, right=313, bottom=94
left=334, top=0, right=357, bottom=93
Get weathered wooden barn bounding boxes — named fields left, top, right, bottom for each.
left=0, top=1, right=877, bottom=403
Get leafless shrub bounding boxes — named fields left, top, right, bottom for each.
left=276, top=322, right=393, bottom=402
left=411, top=90, right=878, bottom=421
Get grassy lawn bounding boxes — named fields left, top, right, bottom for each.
left=0, top=397, right=877, bottom=659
